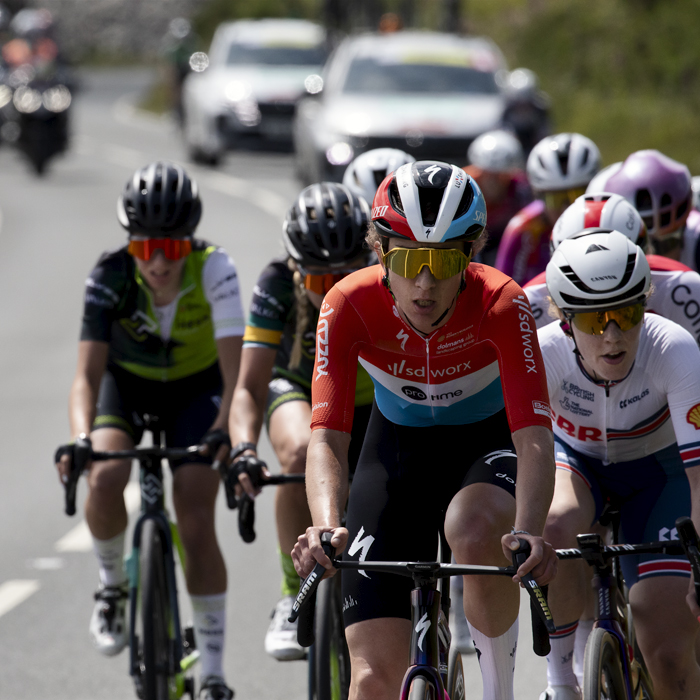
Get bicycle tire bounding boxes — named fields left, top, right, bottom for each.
left=447, top=643, right=465, bottom=700
left=583, top=627, right=628, bottom=700
left=140, top=519, right=171, bottom=700
left=313, top=576, right=351, bottom=700
left=407, top=675, right=437, bottom=700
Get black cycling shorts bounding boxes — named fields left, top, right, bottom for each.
left=265, top=376, right=372, bottom=474
left=342, top=403, right=517, bottom=627
left=93, top=362, right=222, bottom=469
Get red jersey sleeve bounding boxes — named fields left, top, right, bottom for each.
left=310, top=284, right=369, bottom=433
left=481, top=279, right=553, bottom=432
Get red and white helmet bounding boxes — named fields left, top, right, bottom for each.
left=551, top=192, right=648, bottom=253
left=371, top=161, right=486, bottom=243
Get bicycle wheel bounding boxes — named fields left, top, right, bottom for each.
left=583, top=627, right=628, bottom=700
left=407, top=675, right=438, bottom=700
left=313, top=576, right=351, bottom=700
left=447, top=643, right=466, bottom=700
left=139, top=519, right=171, bottom=700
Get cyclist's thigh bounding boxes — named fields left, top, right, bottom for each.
left=266, top=377, right=312, bottom=473
left=92, top=364, right=146, bottom=446
left=550, top=439, right=600, bottom=523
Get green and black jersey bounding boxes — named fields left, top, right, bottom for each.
left=81, top=240, right=245, bottom=382
left=243, top=258, right=374, bottom=406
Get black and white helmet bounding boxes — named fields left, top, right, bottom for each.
left=551, top=193, right=648, bottom=253
left=527, top=133, right=601, bottom=191
left=283, top=182, right=370, bottom=269
left=117, top=162, right=202, bottom=236
left=547, top=230, right=650, bottom=312
left=467, top=130, right=524, bottom=173
left=342, top=148, right=416, bottom=205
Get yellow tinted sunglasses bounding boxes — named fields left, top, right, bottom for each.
left=382, top=247, right=471, bottom=280
left=543, top=186, right=587, bottom=211
left=568, top=303, right=645, bottom=335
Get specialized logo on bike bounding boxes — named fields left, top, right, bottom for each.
left=142, top=474, right=163, bottom=504
left=415, top=613, right=431, bottom=651
left=687, top=403, right=700, bottom=429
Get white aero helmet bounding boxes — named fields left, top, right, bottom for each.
left=526, top=133, right=601, bottom=191
left=467, top=130, right=524, bottom=173
left=551, top=192, right=648, bottom=254
left=547, top=230, right=651, bottom=312
left=343, top=148, right=416, bottom=205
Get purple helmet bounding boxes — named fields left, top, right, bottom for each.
left=588, top=150, right=692, bottom=240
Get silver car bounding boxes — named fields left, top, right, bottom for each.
left=293, top=31, right=510, bottom=183
left=182, top=18, right=327, bottom=164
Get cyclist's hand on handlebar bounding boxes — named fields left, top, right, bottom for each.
left=234, top=454, right=270, bottom=499
left=54, top=436, right=92, bottom=484
left=292, top=526, right=348, bottom=579
left=199, top=428, right=231, bottom=465
left=501, top=532, right=557, bottom=586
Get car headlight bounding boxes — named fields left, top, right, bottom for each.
left=189, top=52, right=209, bottom=72
left=232, top=98, right=261, bottom=127
left=42, top=85, right=71, bottom=113
left=13, top=86, right=41, bottom=113
left=326, top=141, right=354, bottom=166
left=225, top=80, right=252, bottom=102
left=304, top=74, right=323, bottom=95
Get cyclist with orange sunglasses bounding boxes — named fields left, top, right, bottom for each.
left=227, top=182, right=375, bottom=661
left=292, top=161, right=558, bottom=700
left=54, top=162, right=242, bottom=700
left=538, top=230, right=700, bottom=700
left=495, top=133, right=601, bottom=285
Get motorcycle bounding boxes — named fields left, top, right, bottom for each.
left=0, top=63, right=72, bottom=174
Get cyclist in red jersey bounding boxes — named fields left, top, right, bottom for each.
left=292, top=161, right=557, bottom=700
left=464, top=129, right=533, bottom=266
left=495, top=133, right=601, bottom=285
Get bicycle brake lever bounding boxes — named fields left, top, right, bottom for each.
left=62, top=436, right=91, bottom=517
left=238, top=494, right=256, bottom=543
left=676, top=516, right=700, bottom=604
left=512, top=539, right=555, bottom=655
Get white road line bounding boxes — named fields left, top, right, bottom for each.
left=55, top=482, right=141, bottom=553
left=0, top=580, right=40, bottom=619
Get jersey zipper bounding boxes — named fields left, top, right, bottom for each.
left=425, top=336, right=434, bottom=420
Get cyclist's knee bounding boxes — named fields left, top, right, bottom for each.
left=446, top=508, right=508, bottom=563
left=350, top=661, right=402, bottom=700
left=542, top=508, right=585, bottom=548
left=87, top=461, right=130, bottom=500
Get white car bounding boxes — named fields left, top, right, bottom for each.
left=182, top=18, right=327, bottom=164
left=293, top=31, right=511, bottom=184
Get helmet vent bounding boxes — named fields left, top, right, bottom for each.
left=660, top=211, right=671, bottom=227
left=677, top=198, right=689, bottom=218
left=307, top=206, right=317, bottom=220
left=660, top=193, right=672, bottom=207
left=585, top=244, right=609, bottom=253
left=372, top=169, right=385, bottom=189
left=388, top=178, right=405, bottom=215
left=580, top=148, right=589, bottom=167
left=454, top=183, right=475, bottom=219
left=635, top=189, right=652, bottom=212
left=418, top=187, right=443, bottom=226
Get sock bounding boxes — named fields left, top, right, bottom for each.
left=279, top=547, right=300, bottom=597
left=468, top=618, right=518, bottom=700
left=546, top=620, right=579, bottom=688
left=191, top=593, right=227, bottom=680
left=92, top=532, right=127, bottom=587
left=574, top=619, right=594, bottom=687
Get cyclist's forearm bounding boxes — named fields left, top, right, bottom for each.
left=68, top=373, right=99, bottom=437
left=306, top=429, right=350, bottom=528
left=228, top=387, right=265, bottom=448
left=512, top=425, right=555, bottom=535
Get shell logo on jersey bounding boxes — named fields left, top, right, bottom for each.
left=315, top=303, right=334, bottom=381
left=687, top=404, right=700, bottom=429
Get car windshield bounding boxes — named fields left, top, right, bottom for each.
left=226, top=43, right=327, bottom=66
left=342, top=58, right=499, bottom=95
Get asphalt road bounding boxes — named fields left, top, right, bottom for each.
left=0, top=68, right=547, bottom=700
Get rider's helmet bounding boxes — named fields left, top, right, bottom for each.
left=467, top=130, right=524, bottom=173
left=692, top=175, right=700, bottom=212
left=551, top=192, right=648, bottom=253
left=585, top=150, right=692, bottom=240
left=526, top=133, right=601, bottom=192
left=342, top=148, right=415, bottom=205
left=506, top=68, right=539, bottom=98
left=283, top=182, right=370, bottom=269
left=117, top=162, right=202, bottom=235
left=371, top=161, right=486, bottom=244
left=10, top=8, right=54, bottom=39
left=547, top=229, right=651, bottom=312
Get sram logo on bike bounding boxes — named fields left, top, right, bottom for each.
left=402, top=385, right=427, bottom=400
left=315, top=304, right=334, bottom=381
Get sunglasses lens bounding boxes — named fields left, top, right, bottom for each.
left=544, top=186, right=587, bottom=211
left=571, top=304, right=645, bottom=335
left=304, top=272, right=345, bottom=295
left=383, top=248, right=470, bottom=280
left=128, top=238, right=192, bottom=261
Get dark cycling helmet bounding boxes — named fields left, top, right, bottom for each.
left=371, top=161, right=486, bottom=243
left=283, top=182, right=370, bottom=269
left=117, top=162, right=202, bottom=236
left=585, top=150, right=692, bottom=240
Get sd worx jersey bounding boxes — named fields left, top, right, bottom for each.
left=311, top=264, right=553, bottom=432
left=539, top=313, right=700, bottom=467
left=81, top=241, right=245, bottom=381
